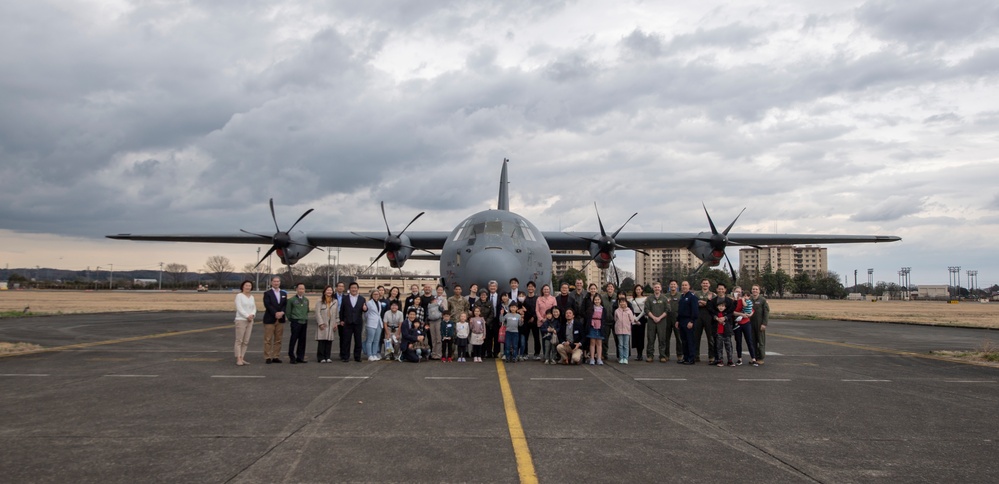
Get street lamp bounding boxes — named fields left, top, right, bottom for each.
left=108, top=263, right=114, bottom=290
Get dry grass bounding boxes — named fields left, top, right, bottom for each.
left=771, top=299, right=999, bottom=329
left=0, top=290, right=997, bottom=328
left=0, top=342, right=44, bottom=354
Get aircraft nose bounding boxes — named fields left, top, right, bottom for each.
left=465, top=248, right=521, bottom=289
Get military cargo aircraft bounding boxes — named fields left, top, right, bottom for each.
left=108, top=160, right=900, bottom=293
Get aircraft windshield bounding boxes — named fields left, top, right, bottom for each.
left=452, top=217, right=539, bottom=242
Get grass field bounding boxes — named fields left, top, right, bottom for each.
left=0, top=290, right=996, bottom=328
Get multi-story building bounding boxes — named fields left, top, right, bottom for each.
left=634, top=248, right=702, bottom=286
left=552, top=250, right=606, bottom=286
left=739, top=245, right=828, bottom=278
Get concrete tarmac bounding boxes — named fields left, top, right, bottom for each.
left=1, top=313, right=997, bottom=483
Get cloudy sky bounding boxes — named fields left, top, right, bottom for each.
left=1, top=0, right=997, bottom=288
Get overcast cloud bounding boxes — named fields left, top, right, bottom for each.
left=1, top=0, right=997, bottom=287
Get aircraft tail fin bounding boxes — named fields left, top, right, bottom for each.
left=497, top=158, right=510, bottom=211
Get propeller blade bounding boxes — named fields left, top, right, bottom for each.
left=239, top=229, right=272, bottom=239
left=702, top=203, right=719, bottom=235
left=399, top=245, right=439, bottom=257
left=611, top=212, right=638, bottom=239
left=254, top=246, right=279, bottom=269
left=689, top=260, right=708, bottom=276
left=397, top=211, right=426, bottom=237
left=724, top=252, right=737, bottom=284
left=611, top=259, right=621, bottom=288
left=288, top=241, right=322, bottom=251
left=363, top=249, right=389, bottom=273
left=351, top=232, right=387, bottom=243
left=613, top=243, right=650, bottom=257
left=285, top=263, right=295, bottom=285
left=286, top=208, right=315, bottom=233
left=722, top=208, right=746, bottom=236
left=380, top=201, right=392, bottom=235
left=269, top=198, right=280, bottom=233
left=594, top=202, right=607, bottom=237
left=728, top=239, right=764, bottom=250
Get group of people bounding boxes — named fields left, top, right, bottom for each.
left=231, top=276, right=770, bottom=368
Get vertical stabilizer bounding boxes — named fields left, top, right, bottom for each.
left=497, top=158, right=510, bottom=211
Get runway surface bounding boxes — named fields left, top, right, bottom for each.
left=1, top=312, right=997, bottom=483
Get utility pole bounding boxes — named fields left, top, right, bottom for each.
left=327, top=250, right=332, bottom=286
left=334, top=247, right=341, bottom=286
left=947, top=266, right=961, bottom=298
left=867, top=268, right=873, bottom=294
left=159, top=262, right=163, bottom=290
left=109, top=263, right=114, bottom=290
left=256, top=247, right=261, bottom=290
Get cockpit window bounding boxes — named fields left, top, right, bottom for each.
left=453, top=217, right=538, bottom=242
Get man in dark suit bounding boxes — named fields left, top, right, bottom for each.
left=339, top=281, right=367, bottom=362
left=262, top=276, right=287, bottom=364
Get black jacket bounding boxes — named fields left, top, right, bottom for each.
left=263, top=289, right=287, bottom=324
left=339, top=294, right=367, bottom=326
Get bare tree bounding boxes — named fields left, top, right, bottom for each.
left=242, top=262, right=266, bottom=289
left=204, top=255, right=235, bottom=289
left=164, top=263, right=189, bottom=287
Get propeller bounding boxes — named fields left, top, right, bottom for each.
left=690, top=203, right=756, bottom=283
left=240, top=198, right=320, bottom=278
left=573, top=202, right=651, bottom=287
left=351, top=201, right=436, bottom=273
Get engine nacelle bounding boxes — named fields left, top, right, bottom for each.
left=689, top=238, right=723, bottom=267
left=588, top=243, right=614, bottom=270
left=275, top=231, right=314, bottom=265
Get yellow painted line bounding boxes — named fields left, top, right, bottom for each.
left=770, top=332, right=999, bottom=368
left=495, top=359, right=538, bottom=484
left=0, top=325, right=230, bottom=359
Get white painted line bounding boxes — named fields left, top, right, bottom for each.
left=211, top=375, right=265, bottom=378
left=842, top=379, right=891, bottom=382
left=0, top=373, right=50, bottom=377
left=765, top=352, right=783, bottom=356
left=530, top=377, right=583, bottom=381
left=634, top=378, right=687, bottom=381
left=318, top=376, right=370, bottom=379
left=104, top=374, right=159, bottom=378
left=425, top=376, right=478, bottom=380
left=943, top=380, right=996, bottom=383
left=738, top=379, right=791, bottom=382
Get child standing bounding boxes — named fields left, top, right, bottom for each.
left=469, top=306, right=486, bottom=363
left=614, top=298, right=636, bottom=365
left=502, top=302, right=522, bottom=363
left=540, top=308, right=559, bottom=364
left=455, top=312, right=470, bottom=362
left=732, top=288, right=758, bottom=366
left=440, top=310, right=456, bottom=362
left=586, top=295, right=607, bottom=365
left=715, top=301, right=735, bottom=367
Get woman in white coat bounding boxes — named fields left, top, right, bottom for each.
left=315, top=285, right=339, bottom=363
left=234, top=280, right=257, bottom=366
left=363, top=290, right=384, bottom=361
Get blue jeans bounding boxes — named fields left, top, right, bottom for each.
left=364, top=325, right=382, bottom=358
left=734, top=322, right=756, bottom=360
left=505, top=331, right=520, bottom=360
left=616, top=334, right=631, bottom=360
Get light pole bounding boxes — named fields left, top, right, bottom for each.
left=256, top=247, right=261, bottom=290
left=159, top=262, right=163, bottom=290
left=948, top=266, right=961, bottom=298
left=327, top=250, right=332, bottom=286
left=334, top=247, right=341, bottom=286
left=95, top=266, right=102, bottom=290
left=867, top=268, right=873, bottom=295
left=108, top=263, right=114, bottom=290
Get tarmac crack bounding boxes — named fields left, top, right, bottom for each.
left=588, top=364, right=828, bottom=483
left=222, top=363, right=388, bottom=484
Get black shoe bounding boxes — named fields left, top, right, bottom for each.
left=297, top=359, right=307, bottom=364
left=272, top=358, right=282, bottom=363
left=265, top=359, right=273, bottom=364
left=355, top=358, right=362, bottom=362
left=341, top=359, right=349, bottom=362
left=290, top=360, right=297, bottom=365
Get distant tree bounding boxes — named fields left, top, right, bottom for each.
left=8, top=273, right=27, bottom=285
left=555, top=268, right=587, bottom=290
left=163, top=263, right=188, bottom=287
left=813, top=271, right=847, bottom=299
left=793, top=272, right=813, bottom=295
left=773, top=269, right=791, bottom=297
left=242, top=263, right=266, bottom=289
left=203, top=256, right=234, bottom=290
left=760, top=263, right=776, bottom=296
left=698, top=268, right=734, bottom=290
left=619, top=277, right=636, bottom=294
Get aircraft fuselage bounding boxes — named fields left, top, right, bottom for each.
left=440, top=209, right=552, bottom=295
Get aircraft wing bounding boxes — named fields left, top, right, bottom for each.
left=541, top=232, right=901, bottom=250
left=106, top=231, right=453, bottom=250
